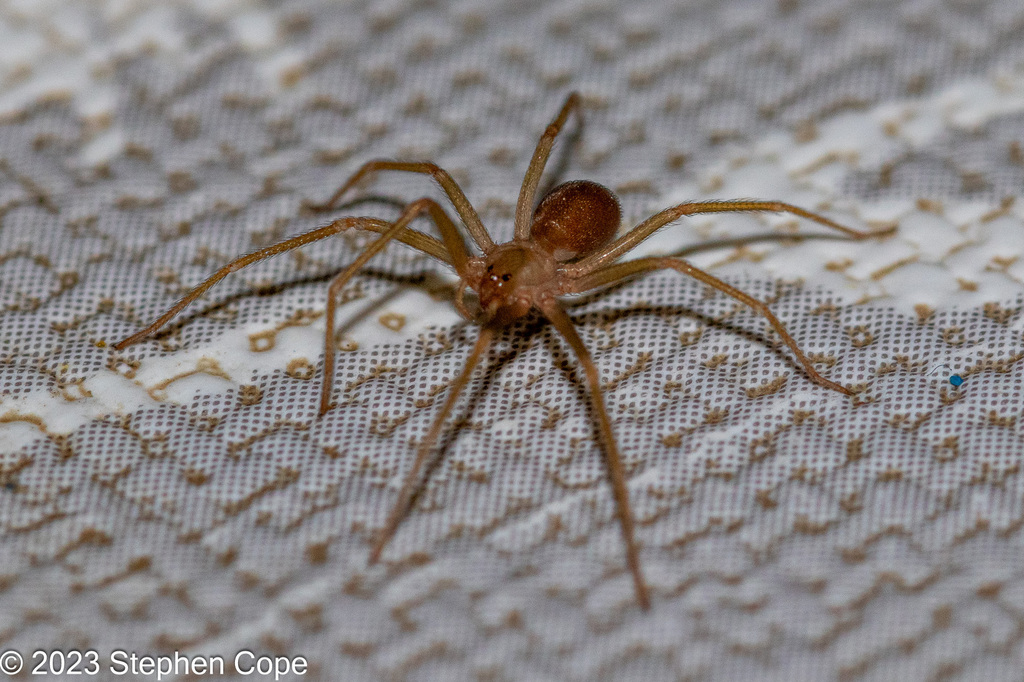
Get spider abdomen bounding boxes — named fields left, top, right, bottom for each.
left=530, top=180, right=620, bottom=262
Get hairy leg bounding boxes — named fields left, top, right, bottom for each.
left=114, top=217, right=453, bottom=350
left=569, top=200, right=894, bottom=276
left=539, top=299, right=651, bottom=609
left=319, top=198, right=472, bottom=414
left=566, top=256, right=854, bottom=396
left=368, top=325, right=496, bottom=563
left=513, top=92, right=583, bottom=240
left=307, top=159, right=496, bottom=252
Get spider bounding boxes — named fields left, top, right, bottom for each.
left=115, top=92, right=891, bottom=609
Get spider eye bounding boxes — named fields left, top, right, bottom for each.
left=502, top=274, right=511, bottom=281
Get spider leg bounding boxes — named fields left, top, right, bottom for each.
left=368, top=325, right=496, bottom=563
left=538, top=299, right=651, bottom=610
left=566, top=256, right=854, bottom=396
left=569, top=200, right=895, bottom=276
left=453, top=282, right=473, bottom=320
left=114, top=216, right=449, bottom=350
left=306, top=160, right=496, bottom=252
left=320, top=197, right=473, bottom=415
left=513, top=92, right=584, bottom=240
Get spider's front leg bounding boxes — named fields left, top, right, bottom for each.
left=367, top=325, right=496, bottom=564
left=114, top=217, right=396, bottom=350
left=513, top=92, right=583, bottom=240
left=318, top=197, right=475, bottom=415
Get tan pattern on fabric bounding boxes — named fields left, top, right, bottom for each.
left=2, top=1, right=1024, bottom=680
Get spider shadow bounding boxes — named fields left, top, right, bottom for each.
left=667, top=230, right=858, bottom=259
left=386, top=317, right=541, bottom=529
left=300, top=192, right=412, bottom=219
left=552, top=229, right=854, bottom=392
left=392, top=291, right=796, bottom=535
left=118, top=194, right=458, bottom=346
left=396, top=273, right=811, bottom=518
left=120, top=268, right=448, bottom=349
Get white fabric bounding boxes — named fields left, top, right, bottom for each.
left=2, top=1, right=1024, bottom=679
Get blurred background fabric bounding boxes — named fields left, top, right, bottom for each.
left=2, top=0, right=1024, bottom=679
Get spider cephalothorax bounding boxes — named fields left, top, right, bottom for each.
left=472, top=243, right=556, bottom=324
left=470, top=179, right=620, bottom=324
left=115, top=93, right=892, bottom=609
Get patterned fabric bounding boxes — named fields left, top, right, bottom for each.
left=2, top=1, right=1024, bottom=679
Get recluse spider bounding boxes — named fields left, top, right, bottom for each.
left=115, top=92, right=891, bottom=609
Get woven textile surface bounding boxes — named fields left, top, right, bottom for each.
left=2, top=1, right=1024, bottom=680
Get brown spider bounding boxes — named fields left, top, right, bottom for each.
left=115, top=92, right=891, bottom=609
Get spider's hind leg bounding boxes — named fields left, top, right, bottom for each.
left=538, top=299, right=652, bottom=609
left=567, top=256, right=856, bottom=396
